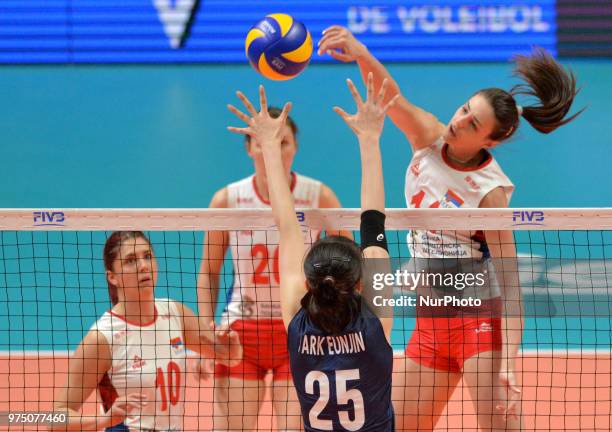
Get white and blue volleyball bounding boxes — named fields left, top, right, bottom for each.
left=245, top=14, right=313, bottom=81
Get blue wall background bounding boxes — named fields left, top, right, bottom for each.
left=0, top=61, right=609, bottom=208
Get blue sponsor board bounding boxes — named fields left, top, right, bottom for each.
left=0, top=0, right=555, bottom=63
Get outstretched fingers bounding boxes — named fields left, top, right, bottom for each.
left=227, top=104, right=251, bottom=125
left=230, top=87, right=294, bottom=145
left=376, top=78, right=389, bottom=105
left=366, top=72, right=375, bottom=104
left=258, top=84, right=268, bottom=114
left=227, top=126, right=252, bottom=136
left=383, top=94, right=400, bottom=113
left=279, top=101, right=293, bottom=123
left=236, top=90, right=257, bottom=116
left=346, top=78, right=364, bottom=107
left=333, top=106, right=351, bottom=124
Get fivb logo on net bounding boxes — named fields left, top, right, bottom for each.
left=33, top=211, right=65, bottom=227
left=512, top=210, right=545, bottom=226
left=153, top=0, right=201, bottom=49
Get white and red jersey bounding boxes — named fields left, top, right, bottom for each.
left=93, top=299, right=186, bottom=431
left=223, top=172, right=322, bottom=323
left=405, top=138, right=514, bottom=258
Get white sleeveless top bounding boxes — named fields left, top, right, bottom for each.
left=93, top=299, right=186, bottom=431
left=223, top=172, right=322, bottom=323
left=405, top=139, right=514, bottom=258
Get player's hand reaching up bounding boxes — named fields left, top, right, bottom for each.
left=334, top=73, right=399, bottom=142
left=227, top=85, right=292, bottom=151
left=318, top=25, right=368, bottom=62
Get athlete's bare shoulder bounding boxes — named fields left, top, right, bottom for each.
left=479, top=186, right=508, bottom=208
left=319, top=183, right=342, bottom=208
left=209, top=186, right=228, bottom=208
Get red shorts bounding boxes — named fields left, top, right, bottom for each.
left=215, top=319, right=291, bottom=381
left=405, top=315, right=502, bottom=373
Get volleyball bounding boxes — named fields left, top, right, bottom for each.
left=245, top=14, right=312, bottom=81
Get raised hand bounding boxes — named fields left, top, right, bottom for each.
left=318, top=25, right=368, bottom=62
left=227, top=85, right=292, bottom=150
left=333, top=73, right=399, bottom=141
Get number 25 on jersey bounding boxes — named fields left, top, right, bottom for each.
left=306, top=369, right=365, bottom=431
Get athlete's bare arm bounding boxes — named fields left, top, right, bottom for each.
left=197, top=187, right=229, bottom=328
left=480, top=186, right=523, bottom=419
left=334, top=74, right=396, bottom=341
left=318, top=25, right=445, bottom=151
left=179, top=301, right=242, bottom=366
left=319, top=183, right=353, bottom=239
left=227, top=87, right=306, bottom=328
left=52, top=331, right=146, bottom=431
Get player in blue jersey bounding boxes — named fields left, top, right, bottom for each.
left=226, top=74, right=398, bottom=431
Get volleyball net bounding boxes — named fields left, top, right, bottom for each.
left=0, top=208, right=611, bottom=431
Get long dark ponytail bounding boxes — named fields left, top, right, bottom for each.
left=302, top=236, right=362, bottom=334
left=479, top=47, right=583, bottom=141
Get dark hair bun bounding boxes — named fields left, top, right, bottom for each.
left=322, top=275, right=335, bottom=286
left=311, top=275, right=338, bottom=306
left=302, top=236, right=363, bottom=334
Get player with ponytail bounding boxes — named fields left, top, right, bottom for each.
left=319, top=27, right=583, bottom=431
left=227, top=74, right=397, bottom=431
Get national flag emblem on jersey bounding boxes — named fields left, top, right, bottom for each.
left=442, top=189, right=464, bottom=208
left=170, top=337, right=184, bottom=351
left=410, top=161, right=421, bottom=177
left=132, top=355, right=146, bottom=369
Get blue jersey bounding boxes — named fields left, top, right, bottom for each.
left=288, top=303, right=394, bottom=432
